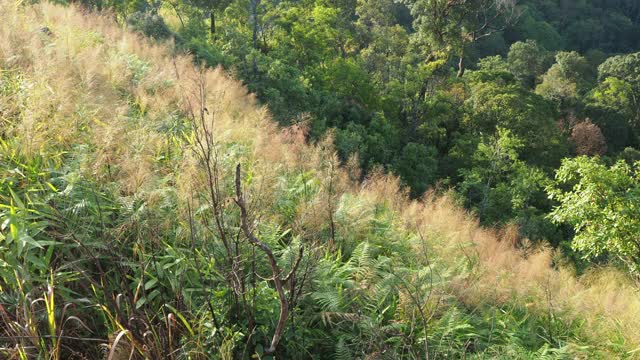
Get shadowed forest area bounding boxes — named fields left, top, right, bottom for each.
left=2, top=0, right=640, bottom=359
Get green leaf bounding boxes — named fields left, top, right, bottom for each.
left=144, top=278, right=158, bottom=290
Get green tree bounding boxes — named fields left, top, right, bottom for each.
left=459, top=128, right=525, bottom=221
left=583, top=103, right=634, bottom=153
left=355, top=0, right=395, bottom=28
left=594, top=52, right=640, bottom=128
left=465, top=71, right=566, bottom=167
left=394, top=142, right=438, bottom=197
left=548, top=157, right=640, bottom=274
left=536, top=51, right=594, bottom=105
left=508, top=8, right=564, bottom=51
left=506, top=40, right=549, bottom=88
left=459, top=128, right=553, bottom=239
left=398, top=0, right=520, bottom=77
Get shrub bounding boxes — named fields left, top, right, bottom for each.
left=127, top=11, right=173, bottom=40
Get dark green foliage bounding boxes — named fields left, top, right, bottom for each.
left=465, top=71, right=567, bottom=168
left=394, top=142, right=438, bottom=197
left=515, top=0, right=640, bottom=53
left=127, top=11, right=173, bottom=39
left=583, top=104, right=634, bottom=153
left=507, top=40, right=551, bottom=88
left=594, top=52, right=640, bottom=128
left=619, top=147, right=640, bottom=164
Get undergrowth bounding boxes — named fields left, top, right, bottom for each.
left=0, top=1, right=639, bottom=359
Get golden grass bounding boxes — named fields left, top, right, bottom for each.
left=2, top=0, right=640, bottom=356
left=400, top=193, right=640, bottom=355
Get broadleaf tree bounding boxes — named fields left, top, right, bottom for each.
left=548, top=157, right=640, bottom=274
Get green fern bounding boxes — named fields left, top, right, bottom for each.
left=334, top=337, right=353, bottom=360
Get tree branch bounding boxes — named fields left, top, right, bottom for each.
left=234, top=163, right=302, bottom=355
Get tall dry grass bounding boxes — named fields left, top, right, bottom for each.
left=399, top=192, right=640, bottom=354
left=1, top=0, right=640, bottom=356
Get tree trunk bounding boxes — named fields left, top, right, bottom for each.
left=251, top=0, right=260, bottom=78
left=457, top=56, right=465, bottom=78
left=234, top=164, right=303, bottom=356
left=411, top=83, right=428, bottom=136
left=168, top=1, right=185, bottom=29
left=210, top=10, right=216, bottom=35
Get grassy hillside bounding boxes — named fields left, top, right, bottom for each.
left=1, top=1, right=640, bottom=359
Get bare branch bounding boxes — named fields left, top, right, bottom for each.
left=282, top=245, right=304, bottom=284
left=234, top=163, right=302, bottom=355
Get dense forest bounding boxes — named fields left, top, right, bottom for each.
left=2, top=0, right=640, bottom=358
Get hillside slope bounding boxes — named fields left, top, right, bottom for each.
left=1, top=1, right=639, bottom=359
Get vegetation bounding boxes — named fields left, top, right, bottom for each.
left=549, top=157, right=640, bottom=274
left=2, top=0, right=640, bottom=359
left=59, top=0, right=640, bottom=248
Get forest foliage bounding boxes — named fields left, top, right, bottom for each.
left=2, top=0, right=640, bottom=359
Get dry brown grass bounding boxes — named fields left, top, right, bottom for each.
left=398, top=193, right=640, bottom=355
left=2, top=0, right=640, bottom=356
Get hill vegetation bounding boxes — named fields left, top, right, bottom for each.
left=2, top=1, right=640, bottom=359
left=53, top=0, right=640, bottom=264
